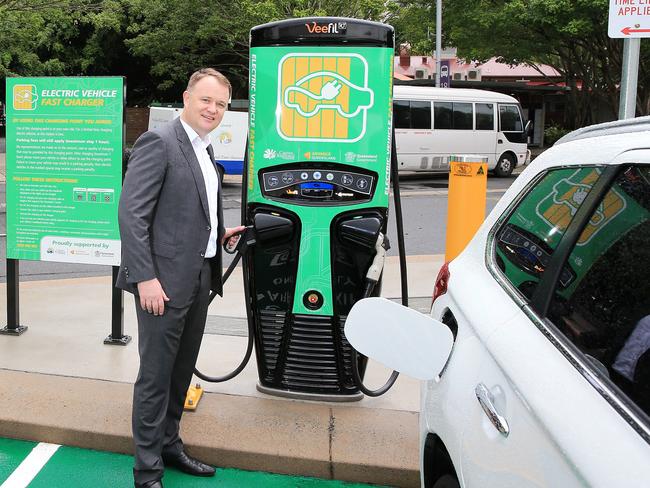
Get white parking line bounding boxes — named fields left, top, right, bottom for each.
left=0, top=443, right=60, bottom=488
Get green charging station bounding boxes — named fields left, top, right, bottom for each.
left=245, top=17, right=395, bottom=400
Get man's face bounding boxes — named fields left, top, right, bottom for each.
left=181, top=76, right=229, bottom=138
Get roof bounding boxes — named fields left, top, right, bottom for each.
left=393, top=85, right=519, bottom=103
left=394, top=56, right=561, bottom=79
left=475, top=58, right=560, bottom=78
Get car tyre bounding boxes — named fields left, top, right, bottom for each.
left=432, top=474, right=460, bottom=488
left=495, top=152, right=516, bottom=177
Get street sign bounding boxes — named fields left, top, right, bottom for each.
left=609, top=0, right=650, bottom=38
left=439, top=60, right=450, bottom=88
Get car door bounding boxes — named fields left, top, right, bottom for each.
left=460, top=161, right=650, bottom=487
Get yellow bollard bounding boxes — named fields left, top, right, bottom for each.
left=445, top=155, right=489, bottom=262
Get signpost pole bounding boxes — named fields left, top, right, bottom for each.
left=619, top=38, right=640, bottom=120
left=104, top=265, right=130, bottom=345
left=608, top=0, right=646, bottom=119
left=0, top=259, right=27, bottom=335
left=435, top=0, right=442, bottom=87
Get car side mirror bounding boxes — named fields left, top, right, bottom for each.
left=345, top=297, right=454, bottom=380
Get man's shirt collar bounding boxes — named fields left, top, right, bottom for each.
left=180, top=118, right=210, bottom=149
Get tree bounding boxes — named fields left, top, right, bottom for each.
left=125, top=0, right=387, bottom=101
left=438, top=0, right=650, bottom=127
left=386, top=1, right=435, bottom=55
left=0, top=1, right=154, bottom=105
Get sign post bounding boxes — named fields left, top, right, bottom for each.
left=608, top=0, right=649, bottom=119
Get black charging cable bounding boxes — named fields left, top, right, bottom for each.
left=350, top=129, right=407, bottom=397
left=193, top=226, right=257, bottom=383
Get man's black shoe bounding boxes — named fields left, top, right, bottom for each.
left=162, top=451, right=216, bottom=477
left=134, top=480, right=163, bottom=488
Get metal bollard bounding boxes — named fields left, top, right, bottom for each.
left=445, top=155, right=488, bottom=261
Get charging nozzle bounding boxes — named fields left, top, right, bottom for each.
left=363, top=233, right=387, bottom=298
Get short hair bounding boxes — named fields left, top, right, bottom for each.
left=186, top=68, right=232, bottom=97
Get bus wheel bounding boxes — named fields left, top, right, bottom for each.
left=495, top=153, right=515, bottom=177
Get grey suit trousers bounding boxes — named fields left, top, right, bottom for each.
left=132, top=259, right=211, bottom=484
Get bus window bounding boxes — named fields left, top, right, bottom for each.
left=453, top=103, right=473, bottom=130
left=411, top=101, right=431, bottom=129
left=394, top=100, right=410, bottom=129
left=500, top=104, right=523, bottom=132
left=476, top=103, right=494, bottom=130
left=434, top=102, right=452, bottom=129
left=435, top=102, right=473, bottom=130
left=393, top=100, right=431, bottom=129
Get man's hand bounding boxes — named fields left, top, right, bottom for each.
left=137, top=278, right=170, bottom=316
left=221, top=225, right=246, bottom=244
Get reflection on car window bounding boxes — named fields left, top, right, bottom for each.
left=495, top=167, right=602, bottom=300
left=546, top=165, right=650, bottom=417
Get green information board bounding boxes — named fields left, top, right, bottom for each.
left=5, top=77, right=124, bottom=265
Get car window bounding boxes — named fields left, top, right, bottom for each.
left=546, top=165, right=650, bottom=416
left=495, top=167, right=603, bottom=300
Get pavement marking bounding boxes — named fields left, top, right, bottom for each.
left=0, top=443, right=60, bottom=488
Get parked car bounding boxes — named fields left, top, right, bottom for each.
left=346, top=116, right=650, bottom=487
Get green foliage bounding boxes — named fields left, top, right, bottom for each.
left=124, top=0, right=387, bottom=100
left=387, top=0, right=650, bottom=127
left=438, top=0, right=650, bottom=126
left=544, top=124, right=570, bottom=146
left=386, top=1, right=435, bottom=55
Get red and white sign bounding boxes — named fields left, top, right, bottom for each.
left=609, top=0, right=650, bottom=38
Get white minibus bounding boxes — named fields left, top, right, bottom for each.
left=393, top=86, right=531, bottom=176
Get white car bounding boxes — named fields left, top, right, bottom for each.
left=346, top=117, right=650, bottom=487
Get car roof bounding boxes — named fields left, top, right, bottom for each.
left=556, top=115, right=650, bottom=145
left=487, top=117, right=650, bottom=225
left=393, top=85, right=519, bottom=103
left=530, top=117, right=650, bottom=170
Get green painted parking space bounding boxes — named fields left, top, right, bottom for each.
left=0, top=438, right=37, bottom=483
left=4, top=440, right=386, bottom=488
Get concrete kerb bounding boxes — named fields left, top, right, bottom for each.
left=0, top=370, right=420, bottom=487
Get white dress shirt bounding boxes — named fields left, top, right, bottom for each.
left=180, top=119, right=219, bottom=258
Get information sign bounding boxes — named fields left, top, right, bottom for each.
left=609, top=0, right=650, bottom=38
left=5, top=77, right=124, bottom=265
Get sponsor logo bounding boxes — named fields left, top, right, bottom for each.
left=277, top=53, right=373, bottom=142
left=13, top=84, right=39, bottom=110
left=305, top=21, right=347, bottom=34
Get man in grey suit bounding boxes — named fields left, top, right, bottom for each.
left=117, top=68, right=244, bottom=488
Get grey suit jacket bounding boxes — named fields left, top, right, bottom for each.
left=116, top=117, right=225, bottom=308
